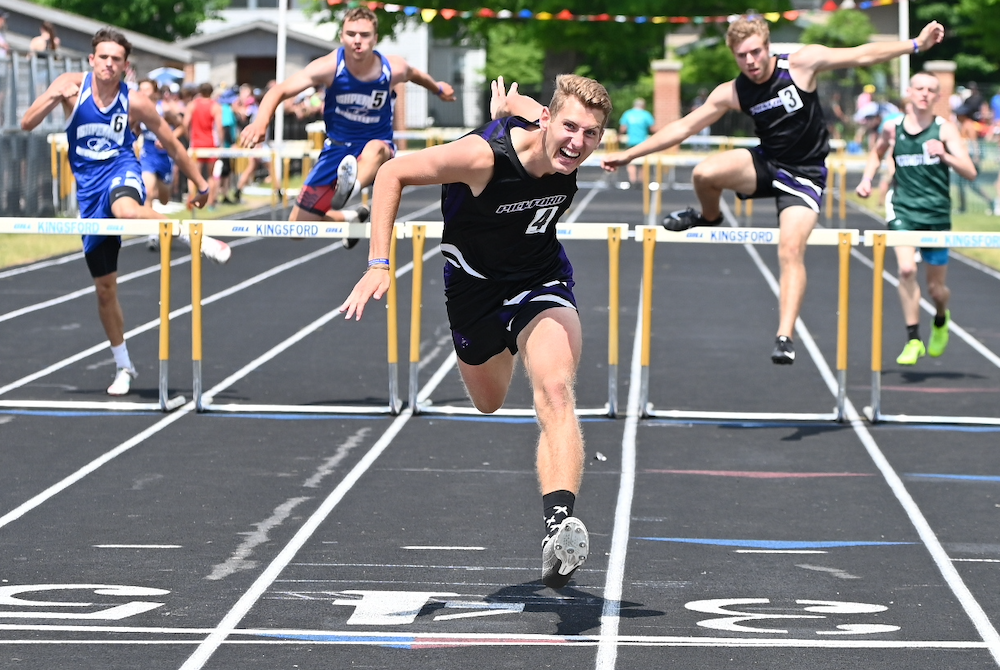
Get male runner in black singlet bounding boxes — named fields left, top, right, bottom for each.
left=340, top=74, right=611, bottom=590
left=603, top=13, right=945, bottom=365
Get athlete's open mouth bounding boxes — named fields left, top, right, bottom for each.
left=559, top=148, right=580, bottom=160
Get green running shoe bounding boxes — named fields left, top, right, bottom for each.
left=928, top=310, right=950, bottom=357
left=896, top=339, right=926, bottom=365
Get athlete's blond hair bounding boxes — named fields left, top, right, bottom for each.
left=548, top=74, right=612, bottom=128
left=726, top=12, right=770, bottom=51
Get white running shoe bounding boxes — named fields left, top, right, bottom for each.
left=146, top=234, right=159, bottom=251
left=107, top=367, right=137, bottom=396
left=330, top=154, right=358, bottom=210
left=541, top=517, right=589, bottom=589
left=201, top=235, right=232, bottom=264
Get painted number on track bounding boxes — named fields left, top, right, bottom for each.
left=685, top=598, right=900, bottom=635
left=0, top=584, right=168, bottom=620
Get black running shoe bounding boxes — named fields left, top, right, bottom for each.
left=343, top=205, right=370, bottom=250
left=771, top=335, right=795, bottom=365
left=662, top=207, right=724, bottom=232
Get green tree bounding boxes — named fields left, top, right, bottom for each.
left=33, top=0, right=227, bottom=40
left=800, top=9, right=886, bottom=89
left=484, top=23, right=543, bottom=87
left=680, top=39, right=740, bottom=88
left=911, top=0, right=998, bottom=81
left=310, top=0, right=793, bottom=91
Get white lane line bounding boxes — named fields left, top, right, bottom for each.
left=0, top=240, right=347, bottom=398
left=0, top=409, right=195, bottom=530
left=843, top=197, right=1000, bottom=282
left=735, top=203, right=1000, bottom=667
left=850, top=248, right=1000, bottom=370
left=0, top=237, right=258, bottom=325
left=596, top=288, right=643, bottom=670
left=92, top=544, right=182, bottom=549
left=0, top=236, right=144, bottom=281
left=177, top=352, right=457, bottom=670
left=0, top=200, right=437, bottom=526
left=564, top=183, right=603, bottom=223
left=0, top=264, right=398, bottom=530
left=0, top=623, right=990, bottom=649
left=177, top=191, right=601, bottom=669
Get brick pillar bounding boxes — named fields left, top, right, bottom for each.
left=393, top=83, right=408, bottom=150
left=652, top=59, right=683, bottom=130
left=923, top=60, right=955, bottom=120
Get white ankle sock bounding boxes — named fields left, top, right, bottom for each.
left=111, top=342, right=133, bottom=370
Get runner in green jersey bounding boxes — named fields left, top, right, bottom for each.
left=857, top=72, right=977, bottom=365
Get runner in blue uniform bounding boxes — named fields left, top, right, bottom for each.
left=340, top=75, right=611, bottom=590
left=21, top=28, right=210, bottom=396
left=137, top=78, right=231, bottom=263
left=603, top=14, right=946, bottom=365
left=240, top=6, right=456, bottom=238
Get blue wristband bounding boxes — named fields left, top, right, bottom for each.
left=368, top=258, right=390, bottom=268
left=198, top=186, right=209, bottom=195
left=912, top=39, right=919, bottom=53
left=437, top=84, right=443, bottom=96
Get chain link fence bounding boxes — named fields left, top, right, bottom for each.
left=0, top=52, right=87, bottom=217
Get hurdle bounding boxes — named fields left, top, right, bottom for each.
left=864, top=230, right=1000, bottom=425
left=0, top=217, right=185, bottom=412
left=403, top=221, right=627, bottom=417
left=187, top=218, right=402, bottom=414
left=636, top=224, right=859, bottom=421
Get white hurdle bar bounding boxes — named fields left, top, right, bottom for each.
left=403, top=221, right=627, bottom=417
left=0, top=217, right=185, bottom=412
left=636, top=225, right=859, bottom=422
left=864, top=230, right=1000, bottom=426
left=187, top=219, right=402, bottom=415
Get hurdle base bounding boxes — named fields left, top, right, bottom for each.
left=862, top=410, right=1000, bottom=427
left=413, top=402, right=613, bottom=418
left=198, top=402, right=399, bottom=415
left=0, top=400, right=166, bottom=412
left=643, top=404, right=841, bottom=423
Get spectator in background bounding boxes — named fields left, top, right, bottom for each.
left=0, top=13, right=11, bottom=59
left=993, top=87, right=1000, bottom=215
left=184, top=82, right=223, bottom=209
left=217, top=85, right=239, bottom=203
left=823, top=90, right=849, bottom=140
left=856, top=83, right=874, bottom=113
left=29, top=21, right=60, bottom=53
left=233, top=82, right=278, bottom=203
left=617, top=97, right=655, bottom=187
left=954, top=88, right=993, bottom=214
left=0, top=13, right=9, bottom=126
left=990, top=86, right=1000, bottom=128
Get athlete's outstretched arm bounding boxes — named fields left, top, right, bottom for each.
left=938, top=119, right=977, bottom=182
left=601, top=81, right=736, bottom=170
left=21, top=72, right=83, bottom=131
left=388, top=55, right=456, bottom=101
left=857, top=124, right=895, bottom=198
left=490, top=76, right=543, bottom=121
left=792, top=21, right=944, bottom=89
left=339, top=136, right=495, bottom=321
left=239, top=53, right=337, bottom=147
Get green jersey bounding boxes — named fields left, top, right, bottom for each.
left=886, top=116, right=951, bottom=230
